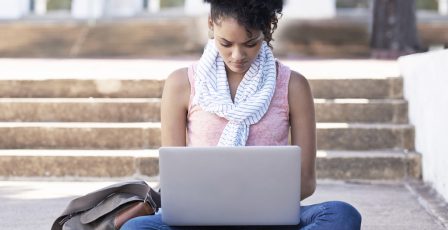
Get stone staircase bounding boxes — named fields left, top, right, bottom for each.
left=0, top=59, right=421, bottom=181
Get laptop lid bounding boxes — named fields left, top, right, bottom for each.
left=159, top=146, right=301, bottom=226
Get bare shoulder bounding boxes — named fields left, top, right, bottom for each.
left=165, top=67, right=190, bottom=91
left=288, top=70, right=313, bottom=99
left=162, top=67, right=190, bottom=110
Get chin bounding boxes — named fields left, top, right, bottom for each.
left=230, top=68, right=248, bottom=75
left=227, top=64, right=250, bottom=75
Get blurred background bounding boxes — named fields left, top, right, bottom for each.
left=0, top=0, right=447, bottom=59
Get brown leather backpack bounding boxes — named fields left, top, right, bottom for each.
left=51, top=180, right=160, bottom=230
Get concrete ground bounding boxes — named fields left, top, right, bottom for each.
left=0, top=180, right=447, bottom=230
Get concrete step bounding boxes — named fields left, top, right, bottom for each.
left=0, top=122, right=161, bottom=149
left=316, top=150, right=421, bottom=181
left=0, top=79, right=165, bottom=98
left=315, top=98, right=408, bottom=123
left=0, top=150, right=159, bottom=179
left=310, top=78, right=403, bottom=99
left=0, top=98, right=161, bottom=122
left=0, top=19, right=200, bottom=58
left=0, top=98, right=408, bottom=123
left=0, top=150, right=421, bottom=181
left=0, top=78, right=402, bottom=99
left=316, top=123, right=414, bottom=151
left=0, top=122, right=414, bottom=150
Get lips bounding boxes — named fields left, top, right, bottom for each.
left=232, top=62, right=247, bottom=68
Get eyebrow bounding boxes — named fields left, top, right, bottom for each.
left=219, top=35, right=262, bottom=44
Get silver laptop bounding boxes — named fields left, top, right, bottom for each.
left=159, top=146, right=301, bottom=226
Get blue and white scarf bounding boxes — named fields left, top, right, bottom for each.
left=192, top=39, right=277, bottom=146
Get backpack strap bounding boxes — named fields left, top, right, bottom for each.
left=51, top=180, right=160, bottom=230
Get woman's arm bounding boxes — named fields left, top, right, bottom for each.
left=161, top=68, right=190, bottom=146
left=288, top=71, right=317, bottom=200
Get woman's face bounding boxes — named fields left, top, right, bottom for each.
left=210, top=17, right=264, bottom=75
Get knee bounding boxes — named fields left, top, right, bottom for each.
left=120, top=217, right=137, bottom=230
left=328, top=201, right=362, bottom=229
left=120, top=214, right=170, bottom=230
left=120, top=215, right=163, bottom=230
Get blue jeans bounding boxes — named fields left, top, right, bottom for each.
left=121, top=201, right=361, bottom=230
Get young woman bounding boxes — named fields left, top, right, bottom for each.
left=122, top=0, right=361, bottom=229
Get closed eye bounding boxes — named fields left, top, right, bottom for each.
left=220, top=43, right=257, bottom=48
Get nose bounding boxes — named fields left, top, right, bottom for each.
left=231, top=46, right=246, bottom=61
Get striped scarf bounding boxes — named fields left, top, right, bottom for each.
left=193, top=39, right=277, bottom=146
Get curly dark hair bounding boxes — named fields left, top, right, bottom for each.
left=204, top=0, right=283, bottom=49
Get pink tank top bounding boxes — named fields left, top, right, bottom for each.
left=187, top=61, right=291, bottom=146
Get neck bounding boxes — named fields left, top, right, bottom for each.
left=225, top=65, right=246, bottom=80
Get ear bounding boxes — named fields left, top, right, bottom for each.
left=208, top=16, right=214, bottom=31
